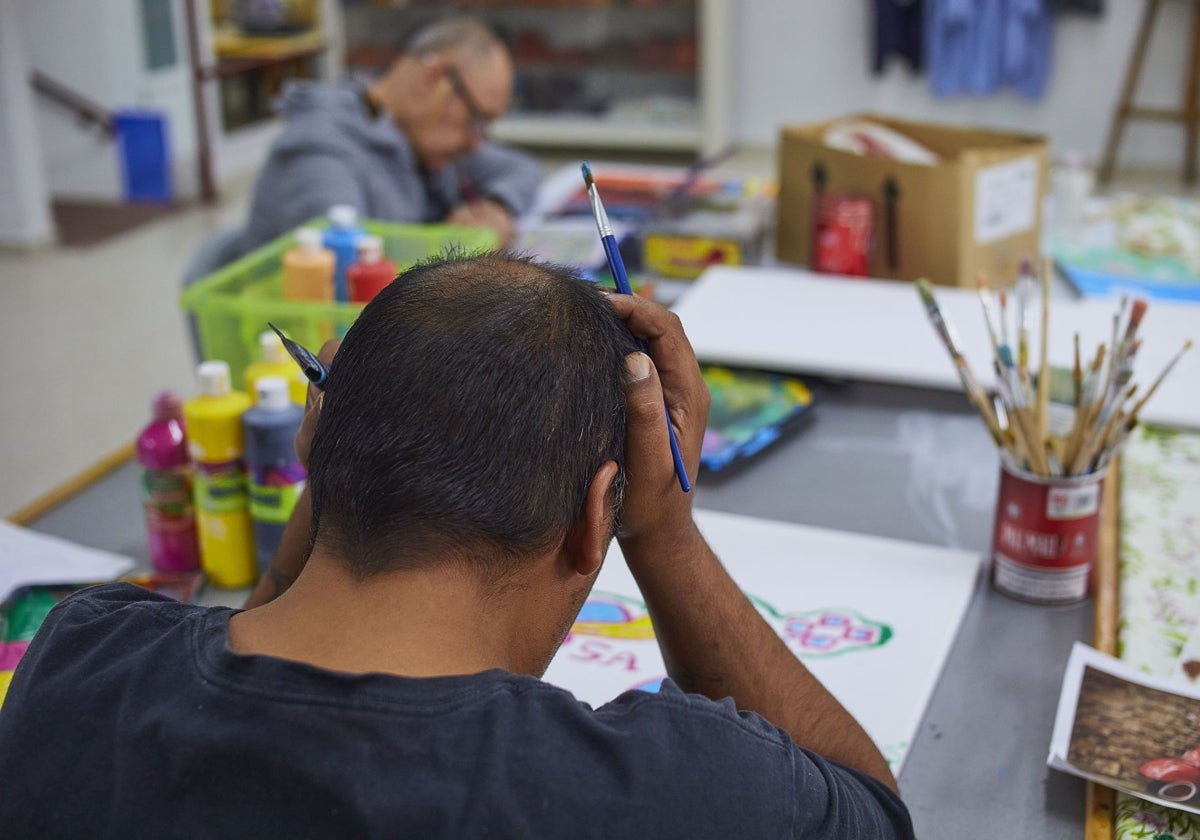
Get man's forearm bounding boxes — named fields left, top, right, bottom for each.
left=621, top=524, right=898, bottom=793
left=244, top=486, right=312, bottom=609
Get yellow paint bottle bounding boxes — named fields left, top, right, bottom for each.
left=245, top=331, right=307, bottom=406
left=184, top=360, right=257, bottom=588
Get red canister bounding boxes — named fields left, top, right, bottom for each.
left=991, top=463, right=1108, bottom=605
left=813, top=194, right=874, bottom=277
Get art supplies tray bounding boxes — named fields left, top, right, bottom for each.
left=700, top=366, right=818, bottom=472
left=180, top=220, right=497, bottom=389
left=1, top=571, right=205, bottom=644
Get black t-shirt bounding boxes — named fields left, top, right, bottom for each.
left=0, top=584, right=913, bottom=839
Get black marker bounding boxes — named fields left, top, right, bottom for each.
left=268, top=322, right=327, bottom=390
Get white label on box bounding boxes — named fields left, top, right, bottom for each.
left=1046, top=483, right=1101, bottom=520
left=974, top=156, right=1038, bottom=245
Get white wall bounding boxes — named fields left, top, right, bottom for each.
left=24, top=0, right=197, bottom=201
left=735, top=1, right=1191, bottom=170
left=0, top=0, right=54, bottom=246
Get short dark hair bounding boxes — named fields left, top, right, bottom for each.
left=307, top=253, right=637, bottom=579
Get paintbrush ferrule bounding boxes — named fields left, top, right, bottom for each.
left=587, top=185, right=615, bottom=239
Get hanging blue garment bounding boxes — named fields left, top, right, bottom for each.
left=1004, top=0, right=1054, bottom=98
left=927, top=0, right=1053, bottom=100
left=927, top=0, right=1002, bottom=96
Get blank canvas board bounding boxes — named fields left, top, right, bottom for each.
left=671, top=266, right=1200, bottom=431
left=0, top=521, right=134, bottom=601
left=542, top=508, right=981, bottom=773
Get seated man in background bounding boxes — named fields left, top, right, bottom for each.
left=238, top=13, right=539, bottom=251
left=0, top=254, right=913, bottom=838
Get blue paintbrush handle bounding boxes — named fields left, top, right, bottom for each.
left=598, top=234, right=691, bottom=493
left=601, top=235, right=634, bottom=296
left=664, top=406, right=692, bottom=493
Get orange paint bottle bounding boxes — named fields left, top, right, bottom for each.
left=282, top=227, right=335, bottom=302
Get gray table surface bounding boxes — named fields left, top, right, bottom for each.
left=27, top=380, right=1092, bottom=838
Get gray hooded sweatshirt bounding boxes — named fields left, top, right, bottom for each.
left=235, top=80, right=542, bottom=255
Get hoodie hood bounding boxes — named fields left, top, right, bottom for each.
left=271, top=80, right=407, bottom=157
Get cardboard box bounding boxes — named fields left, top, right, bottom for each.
left=776, top=115, right=1047, bottom=288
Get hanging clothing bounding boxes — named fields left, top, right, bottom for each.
left=926, top=0, right=1054, bottom=100
left=872, top=0, right=926, bottom=75
left=1004, top=0, right=1054, bottom=98
left=1047, top=0, right=1104, bottom=13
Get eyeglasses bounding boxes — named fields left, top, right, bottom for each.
left=444, top=65, right=495, bottom=137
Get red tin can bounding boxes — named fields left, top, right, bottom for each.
left=991, top=463, right=1108, bottom=605
left=813, top=194, right=874, bottom=277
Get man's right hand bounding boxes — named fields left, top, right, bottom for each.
left=606, top=294, right=710, bottom=551
left=606, top=293, right=900, bottom=798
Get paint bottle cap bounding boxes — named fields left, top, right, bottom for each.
left=329, top=205, right=358, bottom=229
left=255, top=376, right=291, bottom=412
left=259, top=330, right=288, bottom=364
left=196, top=360, right=231, bottom=397
left=152, top=390, right=183, bottom=422
left=295, top=227, right=323, bottom=252
left=356, top=235, right=383, bottom=263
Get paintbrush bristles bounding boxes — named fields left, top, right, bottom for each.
left=914, top=264, right=1191, bottom=477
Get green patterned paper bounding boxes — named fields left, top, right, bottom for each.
left=1115, top=427, right=1200, bottom=839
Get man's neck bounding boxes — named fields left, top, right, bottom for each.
left=228, top=551, right=553, bottom=679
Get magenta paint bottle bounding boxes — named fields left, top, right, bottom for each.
left=136, top=391, right=201, bottom=572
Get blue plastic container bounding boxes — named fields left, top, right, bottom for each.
left=115, top=109, right=172, bottom=203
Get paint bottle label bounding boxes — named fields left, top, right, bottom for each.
left=193, top=460, right=249, bottom=515
left=140, top=466, right=195, bottom=530
left=248, top=465, right=307, bottom=524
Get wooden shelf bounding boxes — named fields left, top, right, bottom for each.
left=490, top=113, right=700, bottom=150
left=213, top=27, right=325, bottom=59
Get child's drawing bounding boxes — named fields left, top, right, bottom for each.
left=570, top=591, right=892, bottom=659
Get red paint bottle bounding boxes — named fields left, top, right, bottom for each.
left=812, top=193, right=873, bottom=277
left=347, top=235, right=396, bottom=304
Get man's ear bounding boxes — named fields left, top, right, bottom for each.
left=564, top=461, right=619, bottom=578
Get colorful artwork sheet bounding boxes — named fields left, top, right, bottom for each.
left=1050, top=643, right=1200, bottom=816
left=1051, top=197, right=1200, bottom=302
left=542, top=508, right=981, bottom=772
left=557, top=170, right=740, bottom=222
left=700, top=365, right=817, bottom=472
left=531, top=162, right=771, bottom=224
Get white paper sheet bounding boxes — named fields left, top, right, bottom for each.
left=0, top=520, right=135, bottom=601
left=542, top=508, right=981, bottom=772
left=672, top=266, right=1200, bottom=430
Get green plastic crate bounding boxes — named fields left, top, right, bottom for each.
left=180, top=220, right=499, bottom=388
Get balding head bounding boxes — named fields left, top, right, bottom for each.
left=400, top=15, right=504, bottom=63
left=308, top=253, right=637, bottom=581
left=374, top=14, right=513, bottom=168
